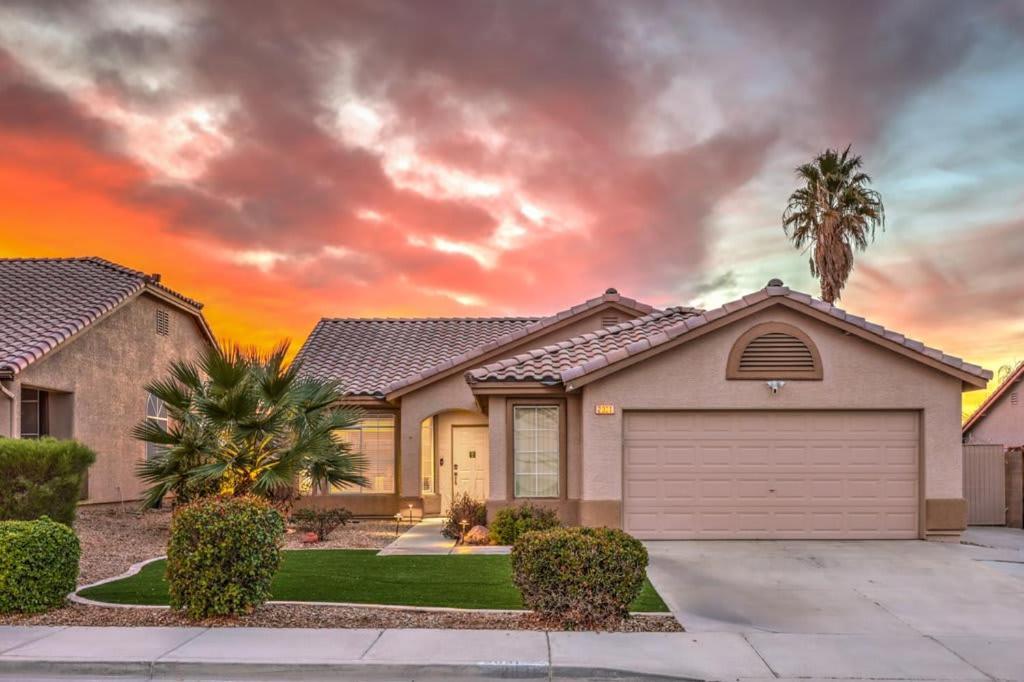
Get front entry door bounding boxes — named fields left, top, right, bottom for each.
left=452, top=425, right=488, bottom=501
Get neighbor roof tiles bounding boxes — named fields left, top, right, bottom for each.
left=0, top=257, right=204, bottom=377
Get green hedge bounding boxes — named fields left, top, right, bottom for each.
left=167, top=496, right=284, bottom=619
left=0, top=437, right=95, bottom=526
left=511, top=527, right=648, bottom=629
left=490, top=503, right=561, bottom=545
left=0, top=517, right=80, bottom=613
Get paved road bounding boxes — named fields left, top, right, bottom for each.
left=646, top=536, right=1024, bottom=680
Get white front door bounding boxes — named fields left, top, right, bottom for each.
left=452, top=425, right=488, bottom=501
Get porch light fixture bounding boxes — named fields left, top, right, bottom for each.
left=595, top=403, right=615, bottom=415
left=766, top=380, right=786, bottom=396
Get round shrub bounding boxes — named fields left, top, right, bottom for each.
left=0, top=516, right=80, bottom=614
left=490, top=503, right=561, bottom=545
left=511, top=527, right=648, bottom=629
left=167, top=495, right=284, bottom=619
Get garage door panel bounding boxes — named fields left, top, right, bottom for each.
left=623, top=411, right=919, bottom=540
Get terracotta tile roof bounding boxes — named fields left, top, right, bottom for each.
left=467, top=283, right=991, bottom=387
left=466, top=307, right=700, bottom=384
left=383, top=289, right=656, bottom=396
left=963, top=361, right=1024, bottom=433
left=0, top=257, right=206, bottom=378
left=295, top=317, right=541, bottom=397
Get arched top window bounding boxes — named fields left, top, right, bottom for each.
left=726, top=322, right=823, bottom=380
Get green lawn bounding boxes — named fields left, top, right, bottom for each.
left=78, top=549, right=669, bottom=612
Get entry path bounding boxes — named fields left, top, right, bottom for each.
left=377, top=518, right=510, bottom=556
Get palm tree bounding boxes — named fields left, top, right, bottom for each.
left=133, top=342, right=367, bottom=509
left=783, top=146, right=885, bottom=303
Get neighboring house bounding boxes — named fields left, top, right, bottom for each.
left=962, top=362, right=1024, bottom=448
left=297, top=280, right=990, bottom=541
left=0, top=257, right=215, bottom=504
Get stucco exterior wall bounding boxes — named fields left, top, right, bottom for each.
left=578, top=307, right=965, bottom=512
left=398, top=305, right=647, bottom=501
left=964, top=389, right=1024, bottom=447
left=9, top=293, right=210, bottom=504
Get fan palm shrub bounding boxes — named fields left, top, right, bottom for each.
left=133, top=342, right=367, bottom=509
left=783, top=145, right=885, bottom=303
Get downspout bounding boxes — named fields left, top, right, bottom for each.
left=0, top=379, right=14, bottom=437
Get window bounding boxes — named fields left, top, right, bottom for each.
left=19, top=388, right=49, bottom=439
left=155, top=308, right=170, bottom=336
left=145, top=393, right=168, bottom=460
left=726, top=322, right=823, bottom=380
left=333, top=414, right=395, bottom=494
left=420, top=417, right=435, bottom=494
left=513, top=405, right=560, bottom=498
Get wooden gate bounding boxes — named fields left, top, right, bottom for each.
left=963, top=444, right=1006, bottom=525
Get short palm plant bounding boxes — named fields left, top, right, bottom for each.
left=133, top=342, right=367, bottom=509
left=783, top=145, right=885, bottom=303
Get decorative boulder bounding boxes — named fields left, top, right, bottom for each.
left=301, top=531, right=319, bottom=544
left=463, top=525, right=490, bottom=545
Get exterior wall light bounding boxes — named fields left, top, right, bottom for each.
left=766, top=380, right=786, bottom=395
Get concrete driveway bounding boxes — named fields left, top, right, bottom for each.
left=646, top=538, right=1024, bottom=680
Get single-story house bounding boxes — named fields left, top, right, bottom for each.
left=297, top=279, right=990, bottom=541
left=0, top=257, right=214, bottom=504
left=962, top=361, right=1023, bottom=448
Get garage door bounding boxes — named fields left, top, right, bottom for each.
left=623, top=411, right=919, bottom=539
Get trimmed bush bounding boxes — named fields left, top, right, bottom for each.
left=290, top=507, right=352, bottom=541
left=0, top=437, right=95, bottom=526
left=0, top=517, right=80, bottom=613
left=167, top=495, right=284, bottom=619
left=441, top=492, right=487, bottom=540
left=511, top=527, right=648, bottom=629
left=490, top=503, right=561, bottom=545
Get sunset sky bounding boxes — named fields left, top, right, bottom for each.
left=1, top=1, right=1022, bottom=415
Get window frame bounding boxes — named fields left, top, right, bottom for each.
left=19, top=387, right=49, bottom=439
left=508, top=400, right=566, bottom=500
left=331, top=412, right=398, bottom=495
left=145, top=393, right=169, bottom=461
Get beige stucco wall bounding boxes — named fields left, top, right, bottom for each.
left=964, top=388, right=1024, bottom=447
left=7, top=293, right=210, bottom=504
left=578, top=306, right=965, bottom=517
left=398, top=305, right=646, bottom=501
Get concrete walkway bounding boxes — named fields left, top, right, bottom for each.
left=0, top=625, right=761, bottom=680
left=377, top=518, right=511, bottom=555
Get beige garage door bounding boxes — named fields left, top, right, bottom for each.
left=623, top=411, right=919, bottom=539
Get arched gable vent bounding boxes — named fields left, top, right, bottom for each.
left=726, top=322, right=823, bottom=380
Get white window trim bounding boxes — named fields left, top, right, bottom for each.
left=145, top=393, right=169, bottom=460
left=512, top=404, right=560, bottom=499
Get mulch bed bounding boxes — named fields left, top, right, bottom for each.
left=0, top=602, right=682, bottom=632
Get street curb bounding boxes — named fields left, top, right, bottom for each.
left=0, top=658, right=698, bottom=680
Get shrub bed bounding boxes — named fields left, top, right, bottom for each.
left=0, top=437, right=95, bottom=526
left=511, top=527, right=648, bottom=629
left=0, top=517, right=80, bottom=614
left=291, top=507, right=352, bottom=541
left=490, top=503, right=561, bottom=545
left=441, top=492, right=487, bottom=540
left=167, top=496, right=284, bottom=619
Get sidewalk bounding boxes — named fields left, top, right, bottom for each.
left=377, top=518, right=511, bottom=555
left=0, top=625, right=760, bottom=680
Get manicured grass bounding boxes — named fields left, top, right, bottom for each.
left=79, top=549, right=669, bottom=612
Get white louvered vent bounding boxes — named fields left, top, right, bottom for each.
left=739, top=332, right=815, bottom=372
left=155, top=308, right=170, bottom=336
